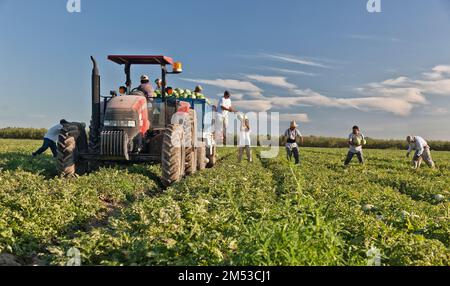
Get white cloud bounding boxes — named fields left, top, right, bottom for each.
left=184, top=65, right=450, bottom=117
left=245, top=74, right=297, bottom=90
left=279, top=113, right=310, bottom=123
left=381, top=76, right=411, bottom=86
left=263, top=67, right=316, bottom=76
left=216, top=93, right=245, bottom=100
left=181, top=78, right=263, bottom=96
left=233, top=100, right=272, bottom=112
left=422, top=65, right=450, bottom=80
left=261, top=53, right=331, bottom=69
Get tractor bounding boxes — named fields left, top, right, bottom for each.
left=57, top=55, right=217, bottom=186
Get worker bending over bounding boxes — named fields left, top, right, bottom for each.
left=406, top=135, right=435, bottom=169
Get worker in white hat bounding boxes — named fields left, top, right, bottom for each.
left=283, top=121, right=304, bottom=165
left=237, top=113, right=252, bottom=163
left=137, top=74, right=155, bottom=98
left=406, top=135, right=435, bottom=169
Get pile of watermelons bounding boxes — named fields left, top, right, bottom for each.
left=155, top=88, right=207, bottom=100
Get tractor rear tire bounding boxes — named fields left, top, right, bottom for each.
left=206, top=145, right=217, bottom=168
left=161, top=124, right=186, bottom=187
left=184, top=110, right=197, bottom=176
left=57, top=123, right=88, bottom=177
left=197, top=142, right=207, bottom=171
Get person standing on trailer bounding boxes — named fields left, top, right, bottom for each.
left=154, top=78, right=163, bottom=97
left=283, top=121, right=304, bottom=165
left=406, top=135, right=435, bottom=169
left=344, top=125, right=366, bottom=166
left=217, top=91, right=235, bottom=145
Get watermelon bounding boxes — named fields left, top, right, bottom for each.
left=352, top=136, right=362, bottom=146
left=195, top=93, right=205, bottom=99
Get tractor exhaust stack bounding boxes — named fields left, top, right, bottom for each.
left=90, top=56, right=101, bottom=145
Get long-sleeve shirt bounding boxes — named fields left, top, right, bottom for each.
left=408, top=136, right=429, bottom=156
left=44, top=124, right=63, bottom=143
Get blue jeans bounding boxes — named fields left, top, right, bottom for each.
left=344, top=151, right=364, bottom=165
left=33, top=138, right=57, bottom=157
left=286, top=147, right=300, bottom=164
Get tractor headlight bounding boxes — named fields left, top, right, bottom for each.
left=104, top=120, right=136, bottom=128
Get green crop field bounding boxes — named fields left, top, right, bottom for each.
left=0, top=139, right=449, bottom=266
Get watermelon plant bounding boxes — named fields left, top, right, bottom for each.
left=0, top=139, right=449, bottom=266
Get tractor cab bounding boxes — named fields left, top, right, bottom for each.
left=107, top=55, right=182, bottom=129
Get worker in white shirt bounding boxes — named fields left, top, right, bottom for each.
left=32, top=120, right=68, bottom=158
left=282, top=121, right=304, bottom=165
left=216, top=91, right=236, bottom=145
left=406, top=135, right=435, bottom=169
left=237, top=113, right=252, bottom=163
left=344, top=125, right=367, bottom=166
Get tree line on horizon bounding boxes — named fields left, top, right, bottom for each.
left=1, top=127, right=450, bottom=151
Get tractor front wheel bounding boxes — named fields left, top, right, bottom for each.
left=161, top=124, right=186, bottom=187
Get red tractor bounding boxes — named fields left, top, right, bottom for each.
left=57, top=55, right=217, bottom=186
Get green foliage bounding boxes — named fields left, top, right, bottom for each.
left=278, top=136, right=450, bottom=151
left=0, top=139, right=449, bottom=266
left=0, top=128, right=46, bottom=140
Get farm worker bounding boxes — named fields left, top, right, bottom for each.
left=344, top=125, right=366, bottom=166
left=217, top=91, right=236, bottom=146
left=283, top=121, right=304, bottom=165
left=154, top=78, right=163, bottom=97
left=194, top=85, right=203, bottom=93
left=166, top=87, right=174, bottom=97
left=119, top=86, right=127, bottom=96
left=155, top=78, right=163, bottom=89
left=406, top=135, right=435, bottom=169
left=237, top=113, right=252, bottom=163
left=137, top=74, right=155, bottom=98
left=32, top=119, right=68, bottom=158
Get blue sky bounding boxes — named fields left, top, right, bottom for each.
left=1, top=0, right=450, bottom=139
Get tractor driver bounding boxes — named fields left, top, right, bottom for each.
left=119, top=86, right=127, bottom=96
left=137, top=74, right=155, bottom=99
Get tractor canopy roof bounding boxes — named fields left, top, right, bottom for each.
left=108, top=55, right=174, bottom=66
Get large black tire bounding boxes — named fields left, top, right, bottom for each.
left=184, top=110, right=197, bottom=176
left=88, top=119, right=101, bottom=172
left=161, top=124, right=186, bottom=187
left=197, top=142, right=207, bottom=171
left=206, top=145, right=217, bottom=168
left=57, top=123, right=88, bottom=177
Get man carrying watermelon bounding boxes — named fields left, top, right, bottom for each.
left=344, top=125, right=367, bottom=166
